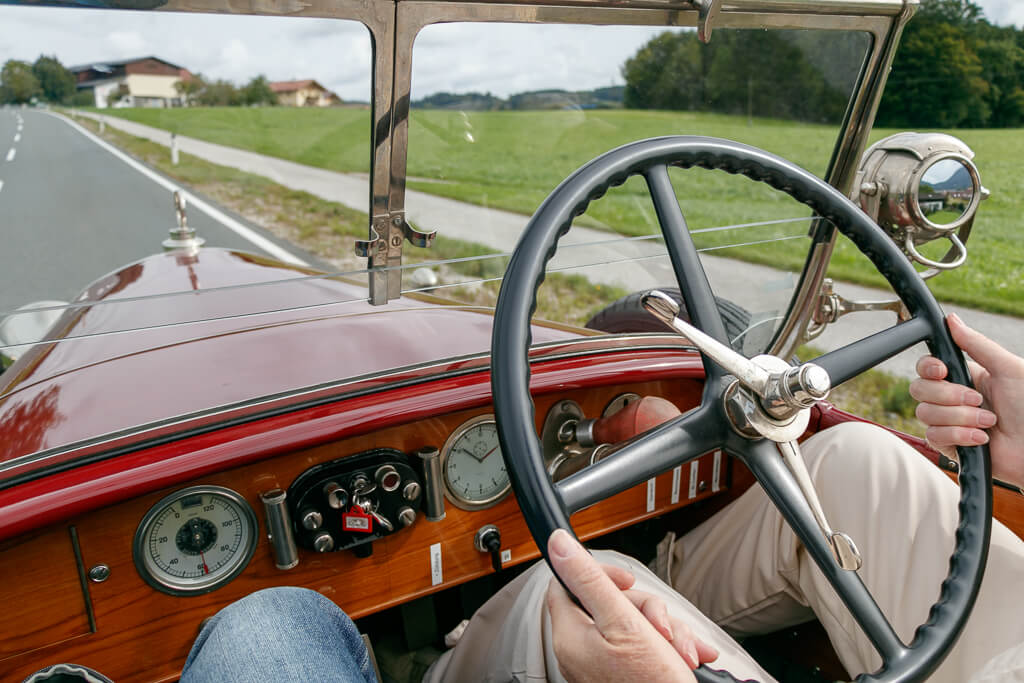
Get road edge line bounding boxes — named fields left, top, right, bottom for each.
left=45, top=111, right=308, bottom=267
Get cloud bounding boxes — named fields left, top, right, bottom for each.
left=977, top=0, right=1024, bottom=27
left=106, top=30, right=146, bottom=55
left=2, top=3, right=1018, bottom=103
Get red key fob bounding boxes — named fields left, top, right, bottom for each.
left=343, top=505, right=374, bottom=533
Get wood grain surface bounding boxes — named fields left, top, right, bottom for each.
left=5, top=377, right=1022, bottom=683
left=0, top=379, right=710, bottom=682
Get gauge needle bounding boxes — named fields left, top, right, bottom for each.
left=200, top=552, right=210, bottom=575
left=457, top=447, right=481, bottom=462
left=477, top=445, right=500, bottom=463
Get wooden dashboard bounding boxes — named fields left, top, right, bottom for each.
left=0, top=377, right=722, bottom=683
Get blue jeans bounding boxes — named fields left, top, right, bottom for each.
left=181, top=587, right=378, bottom=683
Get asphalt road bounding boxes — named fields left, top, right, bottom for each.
left=0, top=107, right=315, bottom=316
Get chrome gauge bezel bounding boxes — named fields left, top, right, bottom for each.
left=132, top=485, right=258, bottom=597
left=440, top=414, right=512, bottom=511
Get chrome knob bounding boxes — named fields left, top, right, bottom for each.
left=398, top=507, right=416, bottom=527
left=402, top=481, right=421, bottom=501
left=301, top=509, right=323, bottom=531
left=782, top=363, right=831, bottom=407
left=312, top=532, right=334, bottom=553
left=375, top=465, right=401, bottom=492
left=323, top=482, right=348, bottom=510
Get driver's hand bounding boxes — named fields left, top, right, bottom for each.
left=910, top=313, right=1024, bottom=489
left=545, top=529, right=718, bottom=683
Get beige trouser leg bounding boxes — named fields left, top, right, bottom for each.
left=667, top=421, right=1024, bottom=682
left=424, top=549, right=774, bottom=682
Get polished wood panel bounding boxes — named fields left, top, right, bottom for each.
left=0, top=526, right=91, bottom=661
left=1, top=379, right=710, bottom=683
left=995, top=484, right=1024, bottom=540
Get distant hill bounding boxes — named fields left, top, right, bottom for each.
left=412, top=86, right=624, bottom=111
left=412, top=91, right=505, bottom=111
left=929, top=164, right=972, bottom=191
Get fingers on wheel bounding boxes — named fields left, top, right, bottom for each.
left=909, top=377, right=984, bottom=408
left=620, top=590, right=719, bottom=669
left=925, top=425, right=990, bottom=451
left=916, top=355, right=948, bottom=381
left=601, top=563, right=636, bottom=591
left=915, top=402, right=996, bottom=431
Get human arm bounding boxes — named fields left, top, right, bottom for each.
left=910, top=313, right=1024, bottom=489
left=544, top=529, right=718, bottom=683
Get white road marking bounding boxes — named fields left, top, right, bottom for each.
left=46, top=112, right=308, bottom=267
left=0, top=180, right=4, bottom=194
left=5, top=148, right=14, bottom=162
left=13, top=133, right=20, bottom=143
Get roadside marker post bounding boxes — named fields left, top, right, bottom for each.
left=171, top=133, right=179, bottom=165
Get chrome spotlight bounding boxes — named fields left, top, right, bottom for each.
left=853, top=133, right=988, bottom=278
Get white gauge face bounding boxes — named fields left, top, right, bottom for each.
left=442, top=415, right=511, bottom=510
left=134, top=486, right=257, bottom=596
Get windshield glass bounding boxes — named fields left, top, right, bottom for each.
left=405, top=24, right=870, bottom=354
left=0, top=7, right=870, bottom=468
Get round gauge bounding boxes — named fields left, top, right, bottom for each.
left=133, top=485, right=258, bottom=596
left=441, top=414, right=511, bottom=510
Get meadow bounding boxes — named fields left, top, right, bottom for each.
left=100, top=106, right=1024, bottom=316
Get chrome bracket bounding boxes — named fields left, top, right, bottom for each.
left=356, top=213, right=438, bottom=305
left=806, top=278, right=909, bottom=341
left=695, top=0, right=722, bottom=43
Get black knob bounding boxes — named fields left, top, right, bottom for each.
left=474, top=524, right=503, bottom=573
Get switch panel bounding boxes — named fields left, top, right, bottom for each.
left=288, top=449, right=423, bottom=554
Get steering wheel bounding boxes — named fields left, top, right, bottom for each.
left=490, top=137, right=992, bottom=683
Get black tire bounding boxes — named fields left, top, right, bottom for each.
left=585, top=287, right=751, bottom=351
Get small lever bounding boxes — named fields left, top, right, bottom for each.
left=777, top=440, right=862, bottom=571
left=642, top=290, right=771, bottom=395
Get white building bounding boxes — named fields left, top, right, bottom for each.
left=71, top=56, right=193, bottom=109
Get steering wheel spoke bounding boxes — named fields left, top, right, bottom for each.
left=557, top=406, right=721, bottom=514
left=742, top=440, right=909, bottom=664
left=644, top=164, right=730, bottom=360
left=813, top=317, right=931, bottom=387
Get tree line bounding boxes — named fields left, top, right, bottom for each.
left=173, top=74, right=277, bottom=107
left=877, top=0, right=1024, bottom=128
left=0, top=56, right=84, bottom=106
left=0, top=54, right=280, bottom=107
left=621, top=0, right=1024, bottom=129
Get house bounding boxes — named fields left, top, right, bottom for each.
left=70, top=57, right=193, bottom=109
left=269, top=79, right=340, bottom=107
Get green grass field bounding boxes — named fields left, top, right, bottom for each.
left=98, top=107, right=1024, bottom=316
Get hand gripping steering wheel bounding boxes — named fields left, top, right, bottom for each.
left=490, top=137, right=992, bottom=683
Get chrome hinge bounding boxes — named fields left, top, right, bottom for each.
left=694, top=0, right=722, bottom=43
left=356, top=213, right=437, bottom=305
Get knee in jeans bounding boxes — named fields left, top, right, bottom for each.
left=211, top=586, right=348, bottom=633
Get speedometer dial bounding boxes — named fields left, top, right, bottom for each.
left=133, top=486, right=258, bottom=596
left=441, top=414, right=511, bottom=510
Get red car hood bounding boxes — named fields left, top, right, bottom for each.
left=0, top=249, right=580, bottom=465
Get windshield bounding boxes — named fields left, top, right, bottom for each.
left=0, top=6, right=871, bottom=469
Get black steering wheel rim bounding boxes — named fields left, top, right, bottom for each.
left=490, top=136, right=992, bottom=683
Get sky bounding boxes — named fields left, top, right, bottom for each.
left=0, top=0, right=1018, bottom=102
